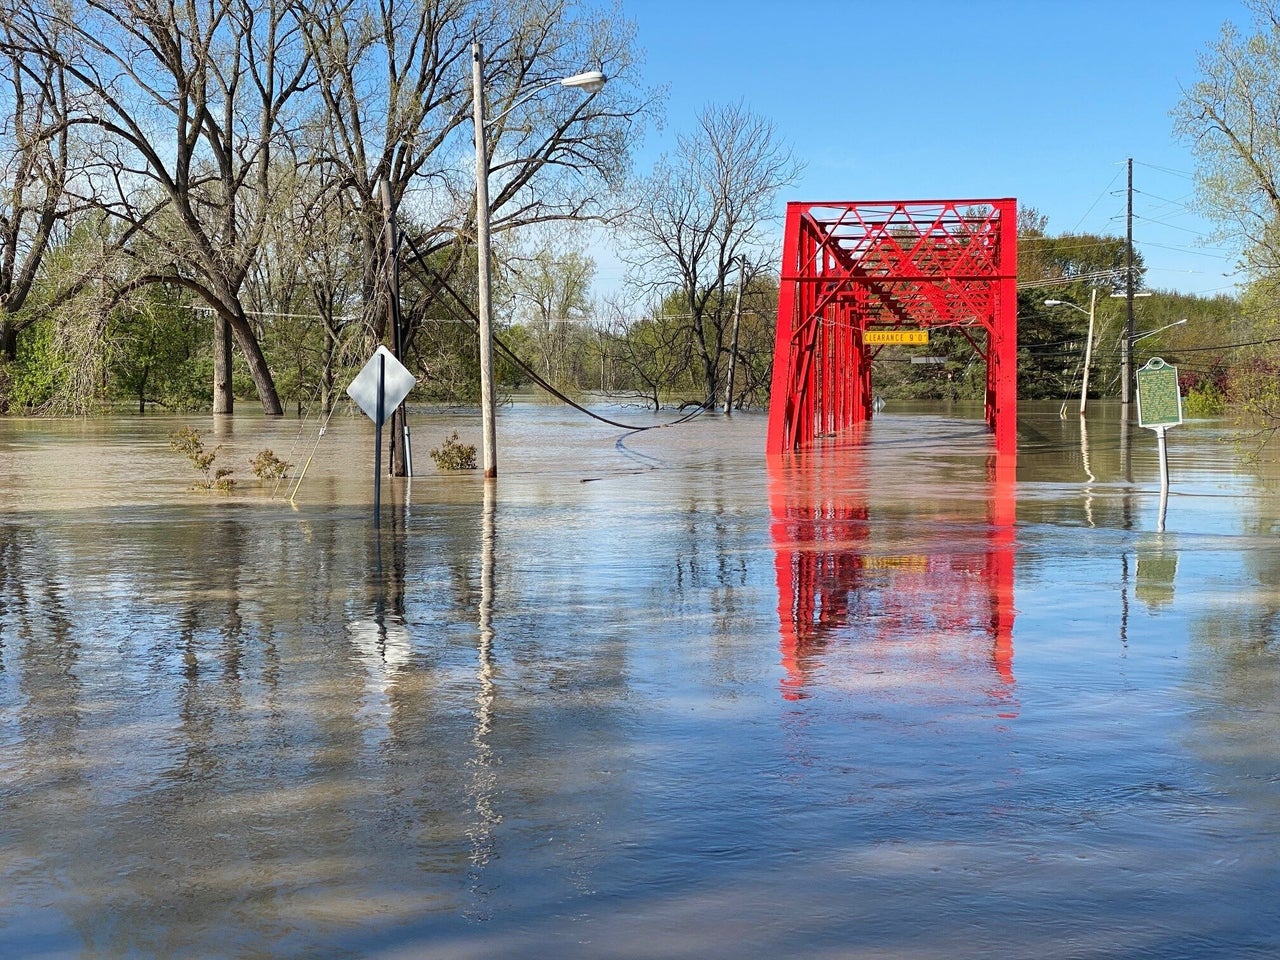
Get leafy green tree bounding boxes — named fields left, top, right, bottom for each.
left=1014, top=209, right=1150, bottom=402
left=110, top=284, right=210, bottom=414
left=1174, top=1, right=1280, bottom=276
left=1174, top=1, right=1280, bottom=433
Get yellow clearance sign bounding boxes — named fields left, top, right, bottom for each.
left=864, top=329, right=929, bottom=345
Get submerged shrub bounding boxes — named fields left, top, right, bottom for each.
left=429, top=431, right=477, bottom=471
left=169, top=426, right=235, bottom=492
left=250, top=448, right=292, bottom=481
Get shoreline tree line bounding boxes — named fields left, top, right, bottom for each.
left=0, top=0, right=1276, bottom=429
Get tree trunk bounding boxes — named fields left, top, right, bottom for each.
left=0, top=317, right=16, bottom=363
left=701, top=349, right=718, bottom=409
left=228, top=312, right=283, bottom=415
left=321, top=333, right=336, bottom=415
left=213, top=314, right=233, bottom=414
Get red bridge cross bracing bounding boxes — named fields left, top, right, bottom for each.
left=765, top=198, right=1018, bottom=454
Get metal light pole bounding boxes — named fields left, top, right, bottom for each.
left=471, top=41, right=606, bottom=481
left=1044, top=288, right=1097, bottom=417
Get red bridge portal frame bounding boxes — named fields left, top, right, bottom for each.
left=766, top=199, right=1018, bottom=454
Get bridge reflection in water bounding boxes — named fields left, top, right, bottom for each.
left=769, top=435, right=1017, bottom=714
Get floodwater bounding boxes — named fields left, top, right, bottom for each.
left=1, top=400, right=1278, bottom=959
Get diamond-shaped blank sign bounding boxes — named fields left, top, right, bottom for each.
left=347, top=346, right=416, bottom=425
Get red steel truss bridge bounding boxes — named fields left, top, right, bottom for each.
left=765, top=199, right=1018, bottom=455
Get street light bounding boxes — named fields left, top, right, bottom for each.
left=472, top=41, right=606, bottom=480
left=1129, top=317, right=1188, bottom=344
left=1110, top=290, right=1151, bottom=410
left=1045, top=288, right=1097, bottom=417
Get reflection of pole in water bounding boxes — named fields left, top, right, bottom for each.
left=1121, top=413, right=1132, bottom=486
left=1119, top=552, right=1130, bottom=647
left=988, top=452, right=1017, bottom=698
left=1156, top=425, right=1170, bottom=532
left=348, top=523, right=412, bottom=740
left=466, top=483, right=499, bottom=914
left=1081, top=418, right=1096, bottom=528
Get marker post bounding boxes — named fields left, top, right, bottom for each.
left=1135, top=358, right=1182, bottom=532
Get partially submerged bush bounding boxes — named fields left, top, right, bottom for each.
left=429, top=431, right=477, bottom=471
left=1182, top=385, right=1225, bottom=418
left=170, top=426, right=235, bottom=492
left=250, top=448, right=292, bottom=481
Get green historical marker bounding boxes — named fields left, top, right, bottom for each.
left=1136, top=358, right=1182, bottom=429
left=1135, top=357, right=1181, bottom=530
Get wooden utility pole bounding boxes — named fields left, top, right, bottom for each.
left=1122, top=157, right=1134, bottom=409
left=722, top=257, right=746, bottom=414
left=381, top=180, right=412, bottom=477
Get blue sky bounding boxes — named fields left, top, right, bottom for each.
left=598, top=0, right=1249, bottom=301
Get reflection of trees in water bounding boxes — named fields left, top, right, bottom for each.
left=0, top=521, right=23, bottom=672
left=1184, top=460, right=1280, bottom=820
left=0, top=487, right=661, bottom=950
left=0, top=507, right=446, bottom=953
left=4, top=522, right=83, bottom=756
left=665, top=486, right=757, bottom=688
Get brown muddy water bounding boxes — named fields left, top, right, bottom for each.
left=1, top=400, right=1278, bottom=959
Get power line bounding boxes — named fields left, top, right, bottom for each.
left=1072, top=169, right=1124, bottom=233
left=1137, top=239, right=1239, bottom=259
left=396, top=227, right=706, bottom=434
left=1132, top=159, right=1195, bottom=180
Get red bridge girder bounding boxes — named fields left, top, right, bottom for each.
left=766, top=199, right=1018, bottom=454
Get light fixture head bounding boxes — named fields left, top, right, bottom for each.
left=560, top=70, right=607, bottom=93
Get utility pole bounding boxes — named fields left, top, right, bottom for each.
left=1122, top=157, right=1134, bottom=409
left=722, top=257, right=746, bottom=415
left=1080, top=286, right=1097, bottom=417
left=472, top=40, right=498, bottom=481
left=381, top=179, right=412, bottom=477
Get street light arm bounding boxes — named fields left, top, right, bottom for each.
left=1047, top=290, right=1098, bottom=418
left=1128, top=318, right=1188, bottom=344
left=1043, top=299, right=1089, bottom=317
left=484, top=71, right=607, bottom=128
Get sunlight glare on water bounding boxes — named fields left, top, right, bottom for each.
left=1, top=401, right=1278, bottom=958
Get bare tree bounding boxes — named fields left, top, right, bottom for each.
left=623, top=101, right=801, bottom=408
left=2, top=0, right=655, bottom=417
left=242, top=157, right=364, bottom=415
left=506, top=231, right=594, bottom=388
left=11, top=0, right=315, bottom=414
left=0, top=13, right=79, bottom=368
left=300, top=0, right=655, bottom=323
left=599, top=311, right=692, bottom=411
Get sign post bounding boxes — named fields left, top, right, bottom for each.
left=347, top=346, right=417, bottom=523
left=1135, top=357, right=1182, bottom=531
